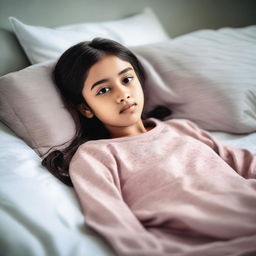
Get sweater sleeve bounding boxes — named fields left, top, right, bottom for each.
left=176, top=120, right=256, bottom=179
left=69, top=144, right=170, bottom=256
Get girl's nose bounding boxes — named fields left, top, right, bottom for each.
left=116, top=86, right=131, bottom=103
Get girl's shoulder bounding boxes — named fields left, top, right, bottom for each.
left=70, top=139, right=114, bottom=166
left=163, top=118, right=201, bottom=130
left=162, top=118, right=208, bottom=139
left=76, top=139, right=110, bottom=154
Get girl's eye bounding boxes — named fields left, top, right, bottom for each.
left=97, top=87, right=110, bottom=96
left=123, top=77, right=133, bottom=84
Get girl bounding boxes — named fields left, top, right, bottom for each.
left=42, top=38, right=256, bottom=256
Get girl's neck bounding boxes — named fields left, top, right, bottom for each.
left=107, top=119, right=151, bottom=139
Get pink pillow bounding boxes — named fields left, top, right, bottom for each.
left=0, top=61, right=76, bottom=156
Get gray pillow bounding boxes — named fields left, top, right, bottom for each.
left=135, top=25, right=256, bottom=133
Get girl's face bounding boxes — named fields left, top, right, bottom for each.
left=81, top=55, right=146, bottom=138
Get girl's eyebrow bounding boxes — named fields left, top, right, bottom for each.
left=118, top=67, right=133, bottom=76
left=90, top=67, right=133, bottom=91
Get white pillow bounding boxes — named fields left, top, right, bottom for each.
left=9, top=8, right=169, bottom=64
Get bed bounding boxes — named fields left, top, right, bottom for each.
left=0, top=1, right=256, bottom=256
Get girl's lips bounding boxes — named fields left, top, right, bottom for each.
left=120, top=103, right=136, bottom=113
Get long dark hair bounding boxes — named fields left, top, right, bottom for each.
left=42, top=38, right=170, bottom=186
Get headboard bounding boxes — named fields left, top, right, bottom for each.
left=0, top=0, right=255, bottom=76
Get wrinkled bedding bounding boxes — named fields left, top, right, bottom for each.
left=0, top=122, right=115, bottom=256
left=0, top=121, right=255, bottom=256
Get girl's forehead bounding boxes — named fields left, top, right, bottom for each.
left=88, top=55, right=133, bottom=77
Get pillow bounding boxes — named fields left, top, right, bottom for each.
left=135, top=25, right=256, bottom=133
left=0, top=61, right=76, bottom=156
left=0, top=26, right=255, bottom=157
left=9, top=7, right=169, bottom=64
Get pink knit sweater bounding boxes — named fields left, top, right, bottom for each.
left=70, top=118, right=256, bottom=256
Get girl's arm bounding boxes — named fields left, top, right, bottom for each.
left=175, top=119, right=256, bottom=179
left=69, top=145, right=172, bottom=256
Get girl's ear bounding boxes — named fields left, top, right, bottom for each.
left=78, top=103, right=94, bottom=118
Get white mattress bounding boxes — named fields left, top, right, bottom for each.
left=0, top=121, right=255, bottom=256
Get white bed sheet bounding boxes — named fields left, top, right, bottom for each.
left=0, top=122, right=115, bottom=256
left=0, top=121, right=255, bottom=256
left=210, top=130, right=256, bottom=154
